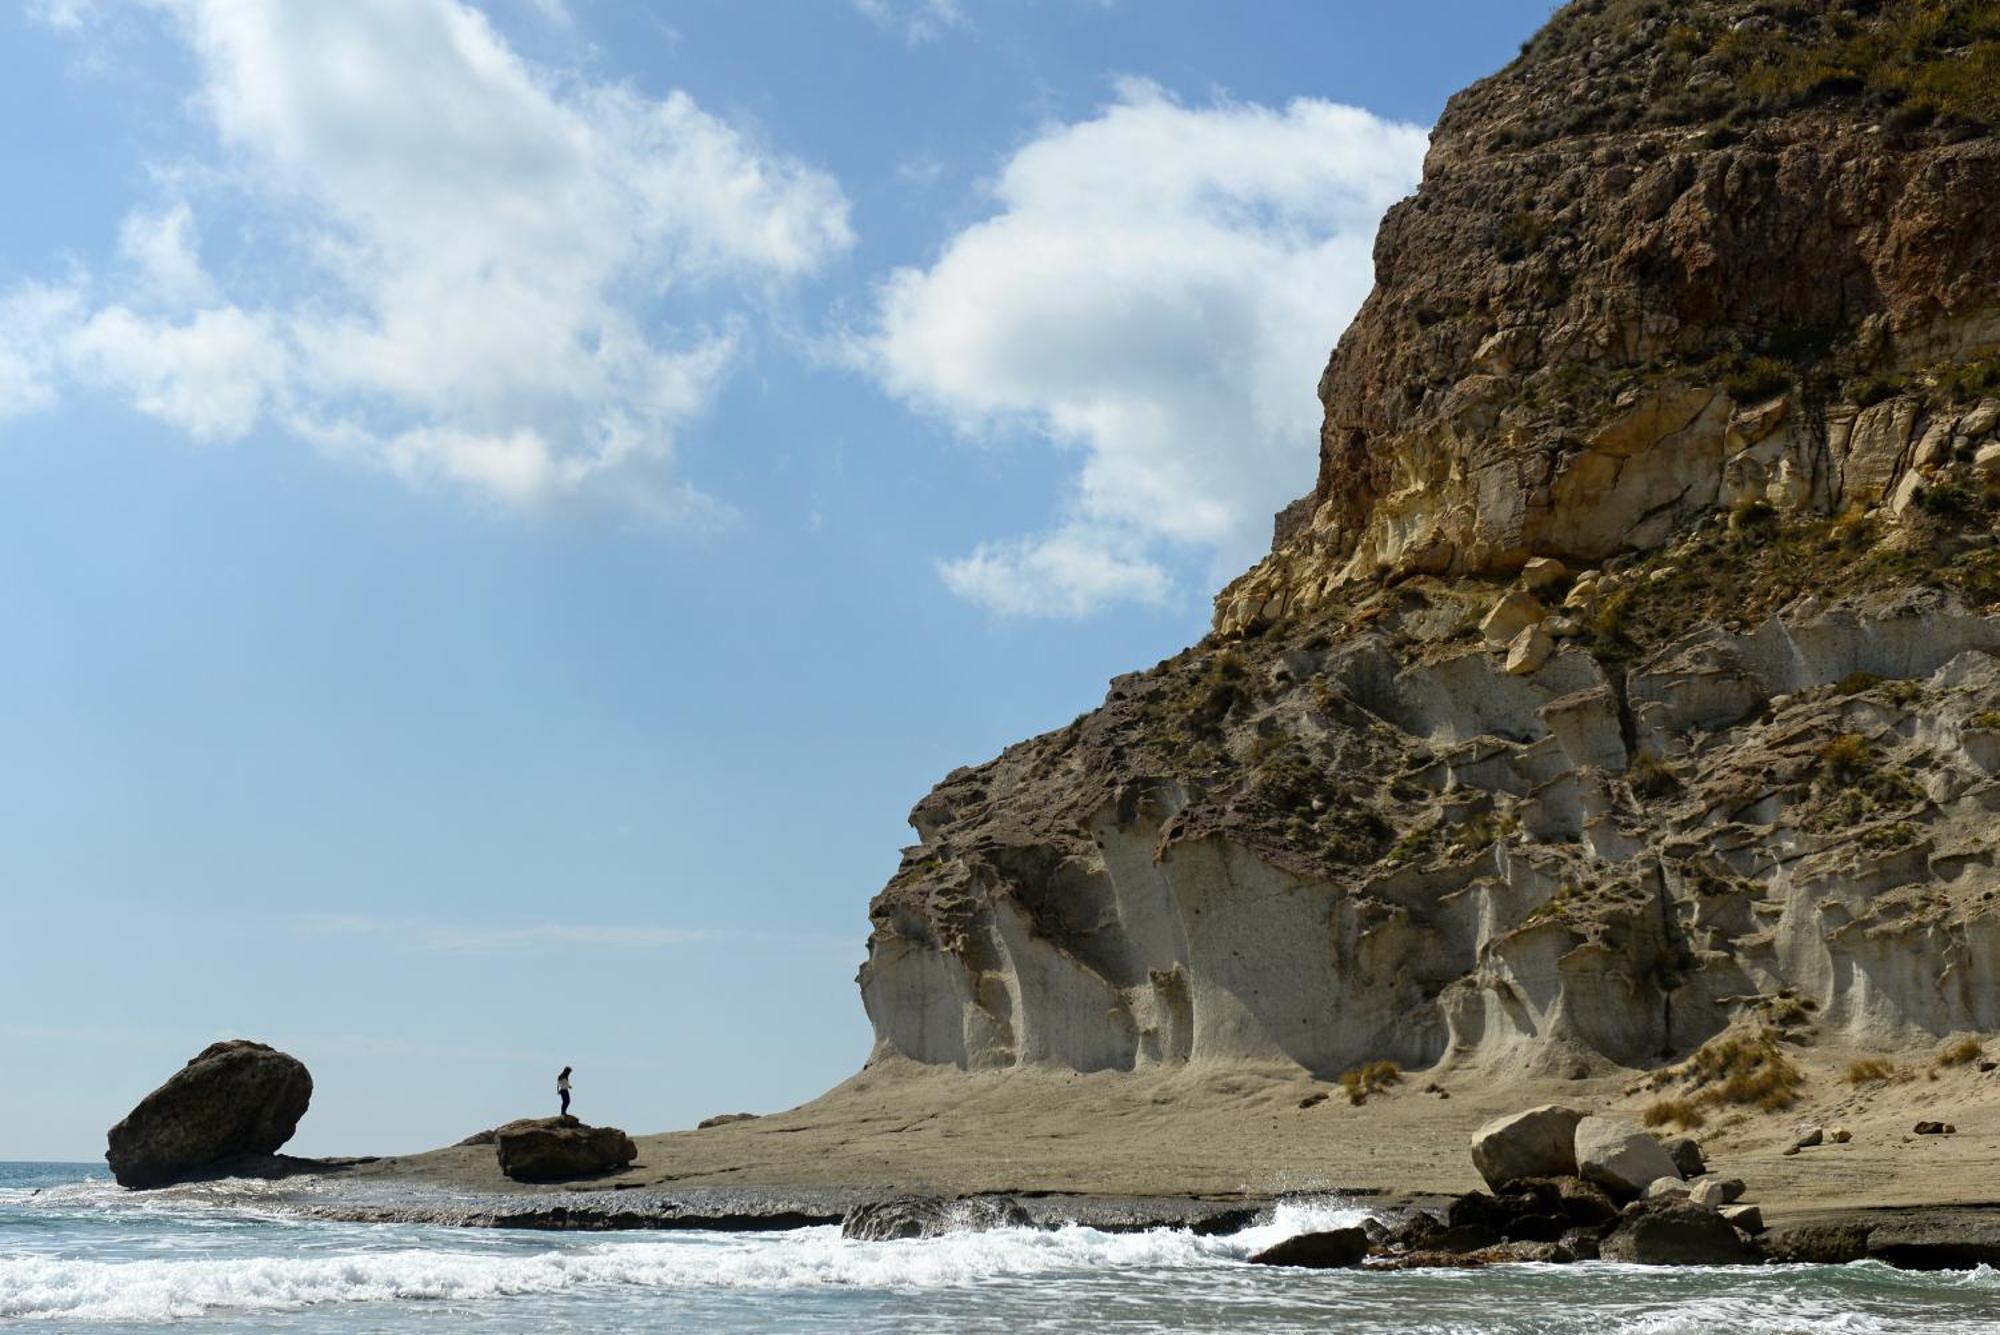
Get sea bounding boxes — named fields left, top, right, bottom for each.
left=6, top=1163, right=2000, bottom=1332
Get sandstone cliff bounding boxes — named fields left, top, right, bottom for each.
left=860, top=0, right=2000, bottom=1089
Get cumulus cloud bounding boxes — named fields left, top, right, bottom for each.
left=12, top=0, right=852, bottom=513
left=865, top=81, right=1426, bottom=616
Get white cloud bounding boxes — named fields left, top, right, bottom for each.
left=940, top=527, right=1168, bottom=618
left=12, top=0, right=852, bottom=514
left=117, top=202, right=214, bottom=306
left=853, top=0, right=968, bottom=43
left=865, top=81, right=1426, bottom=615
left=0, top=285, right=80, bottom=420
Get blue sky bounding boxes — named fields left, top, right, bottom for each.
left=0, top=0, right=1553, bottom=1160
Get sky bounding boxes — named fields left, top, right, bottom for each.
left=0, top=0, right=1555, bottom=1160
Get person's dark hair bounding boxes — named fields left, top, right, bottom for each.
left=559, top=1066, right=572, bottom=1077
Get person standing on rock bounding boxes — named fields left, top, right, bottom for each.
left=557, top=1066, right=573, bottom=1118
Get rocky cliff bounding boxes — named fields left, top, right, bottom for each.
left=860, top=0, right=2000, bottom=1088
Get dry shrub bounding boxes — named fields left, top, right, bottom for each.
left=1845, top=1057, right=1897, bottom=1085
left=1936, top=1037, right=1985, bottom=1068
left=1641, top=1097, right=1706, bottom=1131
left=1340, top=1059, right=1403, bottom=1106
left=1677, top=1030, right=1806, bottom=1113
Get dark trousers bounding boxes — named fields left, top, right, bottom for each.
left=560, top=1090, right=570, bottom=1116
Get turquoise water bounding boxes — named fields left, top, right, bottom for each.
left=7, top=1163, right=2000, bottom=1331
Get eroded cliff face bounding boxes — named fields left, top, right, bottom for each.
left=860, top=0, right=2000, bottom=1084
left=1218, top=0, right=2000, bottom=632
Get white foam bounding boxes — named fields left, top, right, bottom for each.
left=0, top=1202, right=1383, bottom=1323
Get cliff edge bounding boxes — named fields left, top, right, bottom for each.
left=860, top=1, right=2000, bottom=1100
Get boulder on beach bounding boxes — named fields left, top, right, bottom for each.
left=105, top=1040, right=312, bottom=1189
left=1600, top=1198, right=1752, bottom=1266
left=494, top=1116, right=637, bottom=1182
left=1248, top=1227, right=1370, bottom=1269
left=1574, top=1116, right=1679, bottom=1197
left=1469, top=1105, right=1585, bottom=1189
left=841, top=1195, right=1032, bottom=1242
left=1662, top=1136, right=1706, bottom=1179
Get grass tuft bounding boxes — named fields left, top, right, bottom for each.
left=1340, top=1059, right=1403, bottom=1106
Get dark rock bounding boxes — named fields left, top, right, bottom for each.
left=696, top=1113, right=759, bottom=1130
left=1249, top=1226, right=1370, bottom=1269
left=1298, top=1092, right=1329, bottom=1109
left=106, top=1041, right=312, bottom=1189
left=1502, top=1212, right=1568, bottom=1243
left=1600, top=1199, right=1753, bottom=1266
left=1913, top=1120, right=1957, bottom=1136
left=1662, top=1136, right=1707, bottom=1179
left=1360, top=1216, right=1391, bottom=1244
left=1547, top=1176, right=1619, bottom=1226
left=1380, top=1210, right=1445, bottom=1250
left=1793, top=1127, right=1825, bottom=1149
left=1189, top=1207, right=1263, bottom=1237
left=1447, top=1191, right=1507, bottom=1231
left=1760, top=1221, right=1872, bottom=1264
left=1560, top=1226, right=1602, bottom=1260
left=1866, top=1215, right=2000, bottom=1269
left=495, top=1117, right=638, bottom=1182
left=840, top=1195, right=1033, bottom=1242
left=1429, top=1222, right=1505, bottom=1253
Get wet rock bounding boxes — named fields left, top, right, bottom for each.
left=841, top=1195, right=1033, bottom=1242
left=105, top=1040, right=312, bottom=1190
left=495, top=1117, right=638, bottom=1183
left=1600, top=1199, right=1753, bottom=1266
left=1760, top=1220, right=1871, bottom=1264
left=1430, top=1222, right=1506, bottom=1253
left=1575, top=1116, right=1680, bottom=1197
left=1866, top=1214, right=2000, bottom=1269
left=1470, top=1105, right=1585, bottom=1189
left=1249, top=1226, right=1369, bottom=1269
left=1662, top=1136, right=1706, bottom=1179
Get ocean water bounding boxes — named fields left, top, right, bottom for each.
left=6, top=1164, right=2000, bottom=1332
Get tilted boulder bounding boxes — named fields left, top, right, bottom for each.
left=1574, top=1116, right=1680, bottom=1197
left=1600, top=1199, right=1752, bottom=1266
left=105, top=1040, right=312, bottom=1189
left=1248, top=1226, right=1369, bottom=1269
left=841, top=1194, right=1032, bottom=1242
left=1470, top=1105, right=1584, bottom=1189
left=494, top=1116, right=637, bottom=1182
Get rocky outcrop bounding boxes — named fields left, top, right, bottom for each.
left=1600, top=1198, right=1752, bottom=1266
left=105, top=1041, right=312, bottom=1189
left=494, top=1117, right=637, bottom=1183
left=1215, top=0, right=2000, bottom=634
left=855, top=2, right=2000, bottom=1095
left=840, top=1195, right=1033, bottom=1242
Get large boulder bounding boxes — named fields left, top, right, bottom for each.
left=1248, top=1226, right=1370, bottom=1269
left=1470, top=1105, right=1585, bottom=1189
left=841, top=1195, right=1032, bottom=1241
left=105, top=1040, right=312, bottom=1189
left=1599, top=1199, right=1753, bottom=1265
left=494, top=1116, right=637, bottom=1182
left=1574, top=1116, right=1680, bottom=1196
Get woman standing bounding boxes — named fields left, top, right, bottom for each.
left=557, top=1066, right=573, bottom=1117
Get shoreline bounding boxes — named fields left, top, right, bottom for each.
left=95, top=1053, right=2000, bottom=1269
